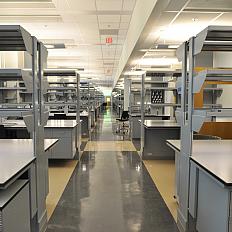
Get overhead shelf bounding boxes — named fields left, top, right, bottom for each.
left=204, top=87, right=223, bottom=91
left=44, top=69, right=77, bottom=76
left=0, top=108, right=32, bottom=117
left=47, top=87, right=76, bottom=90
left=193, top=69, right=232, bottom=93
left=148, top=87, right=177, bottom=91
left=194, top=25, right=232, bottom=55
left=192, top=108, right=232, bottom=132
left=149, top=103, right=180, bottom=107
left=0, top=25, right=32, bottom=54
left=0, top=69, right=33, bottom=92
left=146, top=71, right=181, bottom=77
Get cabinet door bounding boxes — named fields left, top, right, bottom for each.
left=2, top=184, right=30, bottom=232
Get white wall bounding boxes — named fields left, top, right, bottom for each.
left=214, top=52, right=232, bottom=121
left=0, top=52, right=24, bottom=68
left=214, top=52, right=232, bottom=108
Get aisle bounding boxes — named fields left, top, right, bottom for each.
left=47, top=109, right=179, bottom=232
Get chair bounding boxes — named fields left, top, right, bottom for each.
left=116, top=111, right=129, bottom=134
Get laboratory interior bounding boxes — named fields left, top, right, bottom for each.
left=0, top=0, right=232, bottom=232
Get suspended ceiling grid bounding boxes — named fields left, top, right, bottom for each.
left=0, top=0, right=137, bottom=87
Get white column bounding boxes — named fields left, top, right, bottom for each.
left=124, top=76, right=130, bottom=111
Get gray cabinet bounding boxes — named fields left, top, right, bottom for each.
left=0, top=180, right=30, bottom=232
left=45, top=127, right=77, bottom=159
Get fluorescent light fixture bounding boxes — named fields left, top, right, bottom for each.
left=138, top=57, right=179, bottom=66
left=159, top=24, right=206, bottom=42
left=124, top=70, right=146, bottom=76
left=45, top=43, right=66, bottom=49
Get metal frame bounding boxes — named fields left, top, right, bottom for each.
left=44, top=69, right=81, bottom=158
left=177, top=25, right=232, bottom=232
left=0, top=25, right=48, bottom=232
left=137, top=71, right=181, bottom=158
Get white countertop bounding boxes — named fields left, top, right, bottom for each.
left=141, top=120, right=180, bottom=128
left=0, top=139, right=58, bottom=187
left=3, top=120, right=78, bottom=128
left=167, top=139, right=232, bottom=186
left=46, top=120, right=77, bottom=128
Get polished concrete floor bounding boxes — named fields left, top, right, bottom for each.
left=47, top=109, right=179, bottom=232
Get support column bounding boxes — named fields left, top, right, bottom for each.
left=124, top=75, right=130, bottom=111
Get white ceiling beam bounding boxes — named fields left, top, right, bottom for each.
left=113, top=0, right=189, bottom=87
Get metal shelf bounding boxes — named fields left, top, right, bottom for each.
left=44, top=69, right=76, bottom=76
left=148, top=87, right=177, bottom=91
left=0, top=69, right=33, bottom=92
left=47, top=87, right=76, bottom=90
left=194, top=25, right=232, bottom=55
left=149, top=103, right=180, bottom=107
left=204, top=87, right=223, bottom=91
left=0, top=25, right=32, bottom=54
left=0, top=108, right=32, bottom=117
left=193, top=69, right=232, bottom=93
left=192, top=108, right=232, bottom=132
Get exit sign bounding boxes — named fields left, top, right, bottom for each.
left=106, top=37, right=113, bottom=44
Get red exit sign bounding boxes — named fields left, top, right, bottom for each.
left=106, top=37, right=113, bottom=44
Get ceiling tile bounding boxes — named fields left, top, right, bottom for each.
left=121, top=15, right=131, bottom=23
left=187, top=0, right=232, bottom=10
left=99, top=22, right=120, bottom=29
left=214, top=13, right=232, bottom=25
left=96, top=0, right=123, bottom=11
left=123, top=0, right=136, bottom=11
left=98, top=15, right=121, bottom=22
left=119, top=22, right=130, bottom=29
left=66, top=0, right=96, bottom=11
left=174, top=11, right=222, bottom=24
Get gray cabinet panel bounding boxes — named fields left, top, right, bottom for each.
left=1, top=182, right=30, bottom=232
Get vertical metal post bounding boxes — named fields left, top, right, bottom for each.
left=76, top=73, right=81, bottom=160
left=128, top=79, right=132, bottom=137
left=177, top=37, right=195, bottom=232
left=32, top=38, right=48, bottom=232
left=124, top=75, right=130, bottom=111
left=88, top=82, right=90, bottom=112
left=140, top=73, right=145, bottom=158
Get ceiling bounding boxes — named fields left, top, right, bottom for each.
left=0, top=0, right=137, bottom=87
left=114, top=0, right=232, bottom=88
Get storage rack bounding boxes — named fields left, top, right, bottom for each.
left=0, top=25, right=48, bottom=231
left=130, top=71, right=181, bottom=116
left=138, top=71, right=181, bottom=155
left=176, top=25, right=232, bottom=231
left=44, top=69, right=80, bottom=115
left=112, top=88, right=124, bottom=117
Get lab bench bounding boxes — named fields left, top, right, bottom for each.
left=141, top=120, right=180, bottom=160
left=167, top=139, right=232, bottom=232
left=130, top=114, right=170, bottom=139
left=2, top=120, right=78, bottom=159
left=0, top=139, right=57, bottom=232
